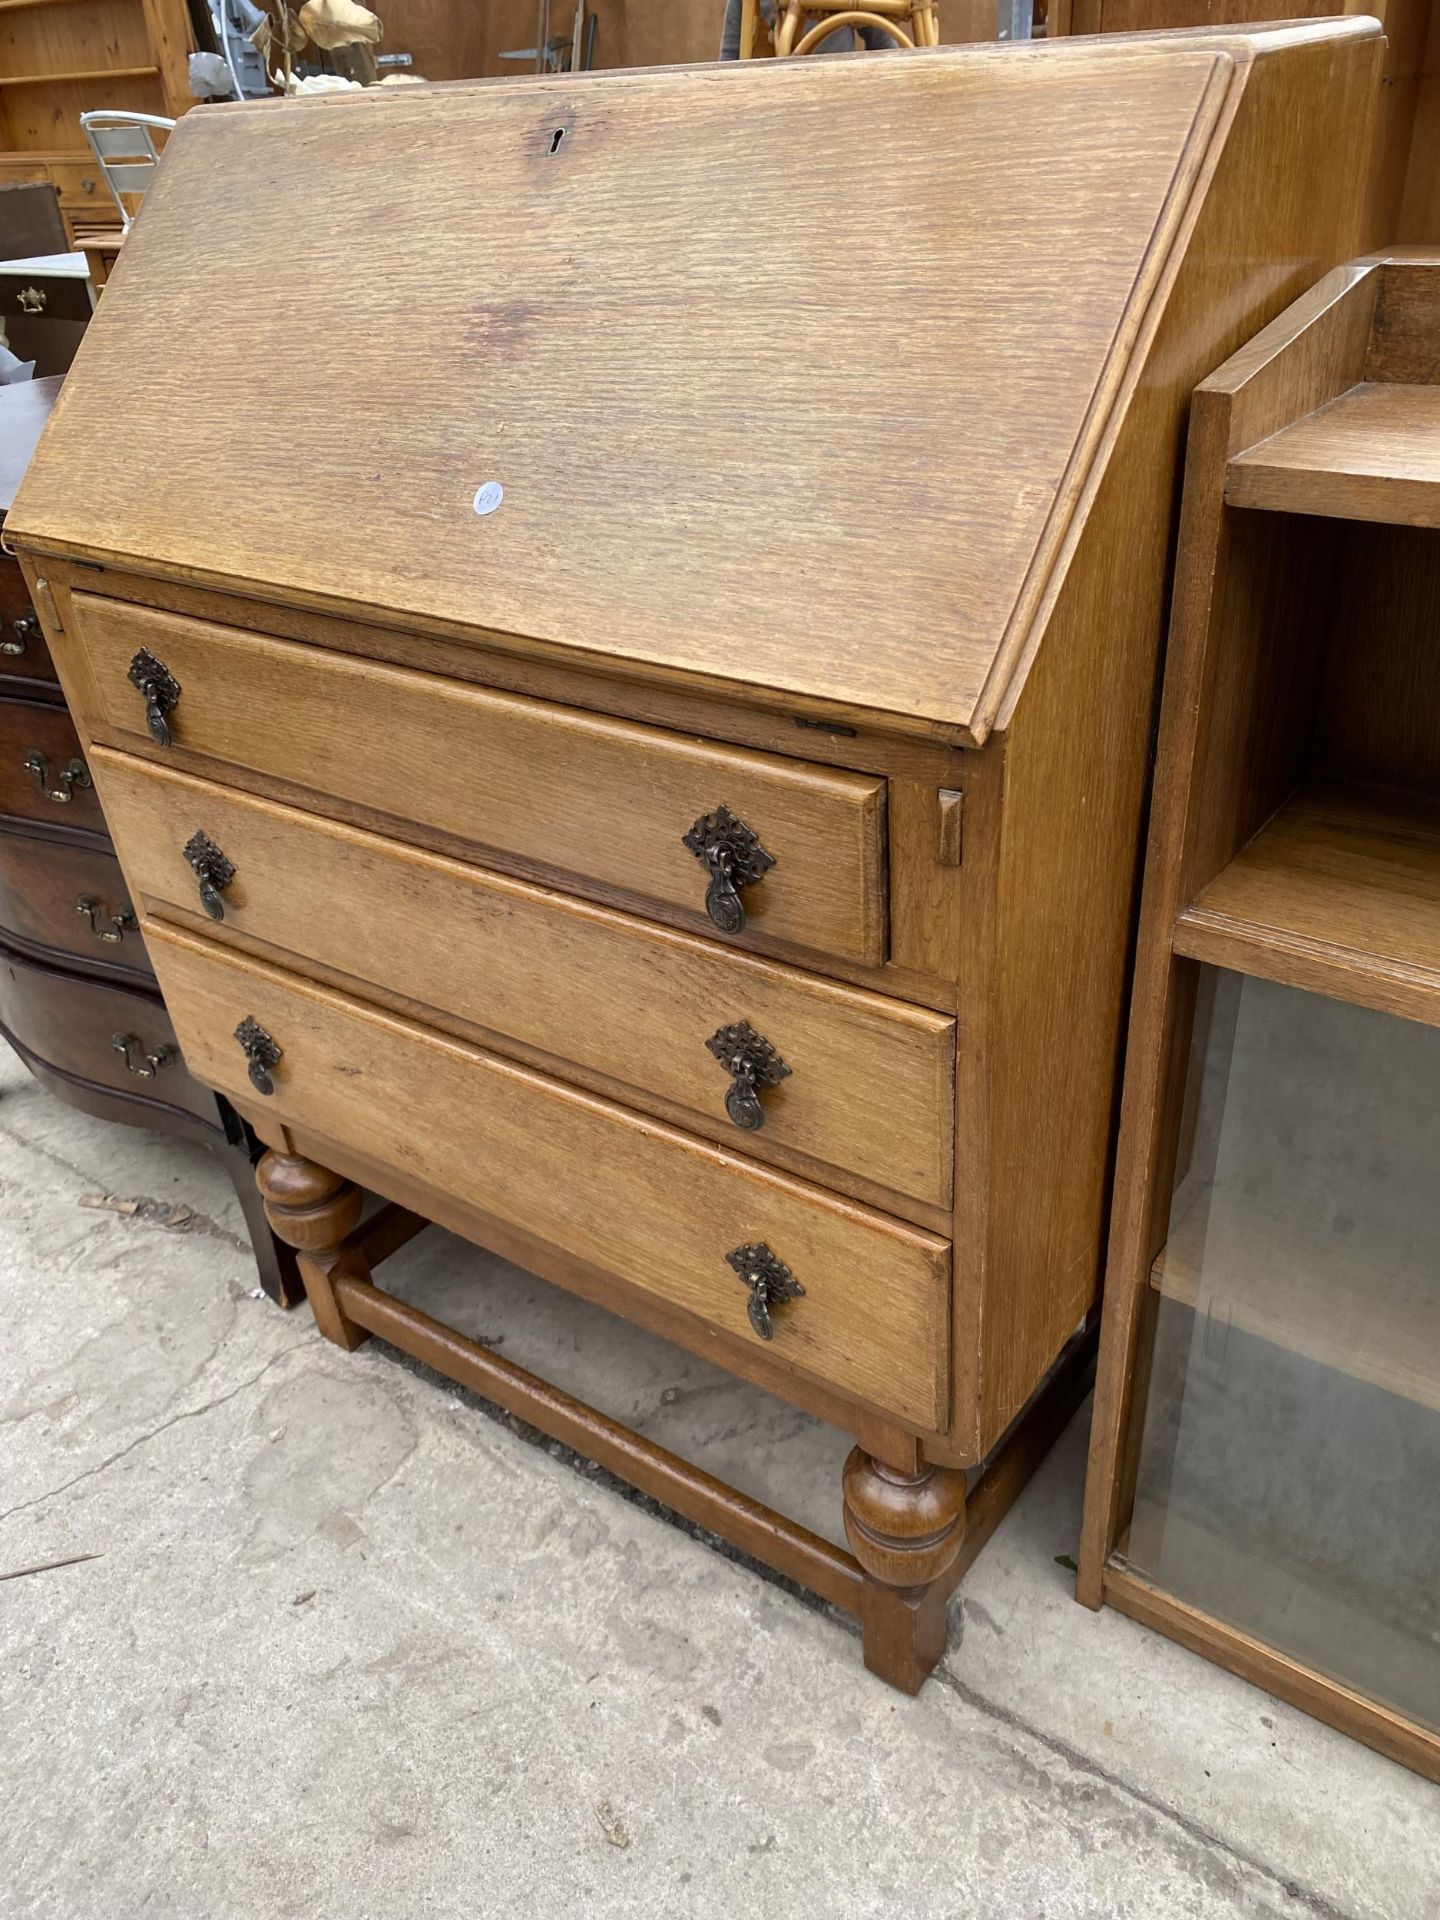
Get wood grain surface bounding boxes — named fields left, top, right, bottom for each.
left=0, top=375, right=58, bottom=515
left=0, top=825, right=148, bottom=979
left=1175, top=781, right=1440, bottom=1025
left=93, top=747, right=955, bottom=1212
left=9, top=43, right=1237, bottom=742
left=0, top=939, right=209, bottom=1118
left=1227, top=379, right=1440, bottom=524
left=75, top=595, right=888, bottom=967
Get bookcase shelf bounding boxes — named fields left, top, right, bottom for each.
left=0, top=65, right=160, bottom=87
left=1151, top=1195, right=1440, bottom=1415
left=1174, top=780, right=1440, bottom=1025
left=1225, top=382, right=1440, bottom=528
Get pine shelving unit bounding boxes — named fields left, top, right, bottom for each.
left=0, top=0, right=191, bottom=249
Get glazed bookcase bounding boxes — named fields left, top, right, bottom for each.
left=1080, top=249, right=1440, bottom=1782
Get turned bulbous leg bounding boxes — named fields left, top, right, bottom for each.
left=255, top=1149, right=368, bottom=1349
left=843, top=1446, right=967, bottom=1693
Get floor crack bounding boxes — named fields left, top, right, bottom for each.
left=930, top=1663, right=1365, bottom=1920
left=0, top=1336, right=318, bottom=1529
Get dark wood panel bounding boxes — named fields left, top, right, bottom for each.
left=0, top=696, right=104, bottom=833
left=368, top=0, right=536, bottom=79
left=0, top=825, right=151, bottom=980
left=368, top=0, right=719, bottom=81
left=0, top=939, right=213, bottom=1121
left=0, top=552, right=58, bottom=690
left=0, top=996, right=303, bottom=1307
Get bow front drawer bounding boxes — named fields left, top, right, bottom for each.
left=72, top=597, right=888, bottom=968
left=0, top=947, right=209, bottom=1121
left=90, top=751, right=953, bottom=1213
left=0, top=699, right=101, bottom=830
left=0, top=833, right=148, bottom=978
left=146, top=924, right=951, bottom=1430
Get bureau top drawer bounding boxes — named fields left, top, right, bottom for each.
left=148, top=925, right=951, bottom=1431
left=73, top=597, right=888, bottom=969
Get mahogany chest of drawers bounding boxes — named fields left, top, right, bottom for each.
left=5, top=26, right=1379, bottom=1688
left=0, top=379, right=294, bottom=1304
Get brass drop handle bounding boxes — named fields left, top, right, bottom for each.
left=706, top=1020, right=790, bottom=1132
left=184, top=829, right=235, bottom=921
left=2, top=611, right=39, bottom=657
left=726, top=1242, right=805, bottom=1342
left=77, top=894, right=137, bottom=943
left=127, top=646, right=181, bottom=747
left=24, top=751, right=91, bottom=803
left=234, top=1015, right=282, bottom=1095
left=682, top=805, right=774, bottom=935
left=16, top=286, right=45, bottom=315
left=112, top=1031, right=175, bottom=1077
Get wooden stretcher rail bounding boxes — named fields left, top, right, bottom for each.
left=331, top=1263, right=867, bottom=1613
left=329, top=1206, right=1098, bottom=1627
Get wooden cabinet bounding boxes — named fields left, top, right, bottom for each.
left=1079, top=252, right=1440, bottom=1783
left=0, top=379, right=295, bottom=1306
left=0, top=0, right=191, bottom=250
left=7, top=31, right=1382, bottom=1690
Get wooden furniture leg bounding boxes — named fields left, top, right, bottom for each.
left=255, top=1148, right=368, bottom=1349
left=238, top=1162, right=1093, bottom=1691
left=842, top=1440, right=968, bottom=1693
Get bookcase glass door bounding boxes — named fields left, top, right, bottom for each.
left=1118, top=968, right=1440, bottom=1736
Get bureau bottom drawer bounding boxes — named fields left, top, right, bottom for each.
left=147, top=925, right=952, bottom=1431
left=0, top=944, right=213, bottom=1123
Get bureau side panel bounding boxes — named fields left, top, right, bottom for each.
left=975, top=29, right=1379, bottom=1452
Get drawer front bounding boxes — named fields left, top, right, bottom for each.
left=49, top=162, right=111, bottom=209
left=148, top=925, right=951, bottom=1429
left=0, top=556, right=56, bottom=686
left=0, top=943, right=211, bottom=1121
left=0, top=273, right=92, bottom=324
left=93, top=751, right=953, bottom=1209
left=0, top=701, right=104, bottom=832
left=74, top=597, right=887, bottom=968
left=0, top=828, right=150, bottom=978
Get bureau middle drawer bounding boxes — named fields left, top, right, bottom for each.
left=73, top=596, right=887, bottom=968
left=147, top=925, right=952, bottom=1431
left=92, top=750, right=953, bottom=1213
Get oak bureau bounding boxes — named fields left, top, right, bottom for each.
left=4, top=26, right=1379, bottom=1689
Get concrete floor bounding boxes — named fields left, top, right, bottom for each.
left=1, top=1048, right=1436, bottom=1920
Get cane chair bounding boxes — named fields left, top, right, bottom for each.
left=739, top=0, right=939, bottom=56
